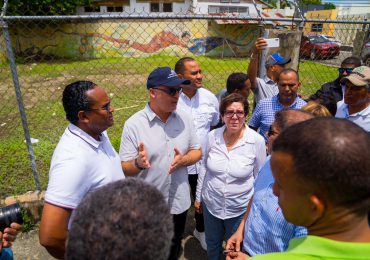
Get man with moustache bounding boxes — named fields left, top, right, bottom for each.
left=175, top=57, right=219, bottom=250
left=39, top=81, right=124, bottom=259
left=336, top=66, right=370, bottom=132
left=119, top=67, right=202, bottom=260
left=249, top=69, right=306, bottom=143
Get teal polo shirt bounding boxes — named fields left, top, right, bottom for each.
left=252, top=235, right=370, bottom=259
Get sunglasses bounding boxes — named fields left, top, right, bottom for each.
left=224, top=110, right=245, bottom=118
left=338, top=68, right=353, bottom=74
left=152, top=87, right=182, bottom=97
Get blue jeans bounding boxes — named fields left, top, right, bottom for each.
left=0, top=248, right=14, bottom=260
left=203, top=203, right=245, bottom=260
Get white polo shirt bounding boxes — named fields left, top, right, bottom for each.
left=196, top=125, right=266, bottom=219
left=335, top=103, right=370, bottom=132
left=177, top=88, right=220, bottom=175
left=45, top=124, right=124, bottom=209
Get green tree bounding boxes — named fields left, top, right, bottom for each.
left=324, top=3, right=336, bottom=9
left=5, top=0, right=91, bottom=16
left=301, top=0, right=322, bottom=4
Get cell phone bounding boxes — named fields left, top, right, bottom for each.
left=265, top=38, right=280, bottom=48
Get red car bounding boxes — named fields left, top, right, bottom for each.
left=300, top=35, right=340, bottom=60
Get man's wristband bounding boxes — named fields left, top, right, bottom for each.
left=135, top=158, right=145, bottom=170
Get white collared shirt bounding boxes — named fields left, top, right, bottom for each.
left=254, top=76, right=279, bottom=105
left=45, top=124, right=124, bottom=209
left=335, top=103, right=370, bottom=132
left=196, top=125, right=266, bottom=219
left=119, top=104, right=200, bottom=214
left=178, top=88, right=220, bottom=175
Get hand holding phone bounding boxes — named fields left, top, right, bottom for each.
left=265, top=38, right=280, bottom=48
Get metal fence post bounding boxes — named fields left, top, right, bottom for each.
left=1, top=18, right=41, bottom=191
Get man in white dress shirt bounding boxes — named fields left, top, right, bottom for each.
left=175, top=57, right=220, bottom=250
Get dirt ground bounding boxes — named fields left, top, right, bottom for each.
left=12, top=207, right=208, bottom=260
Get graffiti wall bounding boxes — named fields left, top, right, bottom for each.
left=0, top=20, right=259, bottom=63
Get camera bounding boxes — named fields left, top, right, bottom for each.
left=0, top=203, right=23, bottom=231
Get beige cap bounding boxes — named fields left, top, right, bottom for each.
left=341, top=66, right=370, bottom=88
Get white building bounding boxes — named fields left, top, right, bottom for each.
left=76, top=0, right=271, bottom=16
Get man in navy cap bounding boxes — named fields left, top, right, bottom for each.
left=248, top=37, right=291, bottom=107
left=119, top=67, right=202, bottom=260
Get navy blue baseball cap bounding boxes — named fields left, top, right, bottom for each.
left=265, top=52, right=291, bottom=67
left=147, top=67, right=190, bottom=89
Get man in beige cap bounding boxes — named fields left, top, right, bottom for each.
left=336, top=66, right=370, bottom=132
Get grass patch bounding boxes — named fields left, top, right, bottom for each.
left=0, top=55, right=338, bottom=198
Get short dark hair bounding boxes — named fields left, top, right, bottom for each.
left=62, top=81, right=97, bottom=125
left=174, top=57, right=195, bottom=74
left=278, top=68, right=299, bottom=82
left=312, top=96, right=337, bottom=116
left=274, top=109, right=314, bottom=131
left=226, top=73, right=249, bottom=93
left=66, top=178, right=173, bottom=260
left=220, top=93, right=249, bottom=116
left=272, top=118, right=370, bottom=215
left=341, top=56, right=361, bottom=67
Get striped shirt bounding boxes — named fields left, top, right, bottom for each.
left=243, top=157, right=307, bottom=255
left=249, top=95, right=307, bottom=142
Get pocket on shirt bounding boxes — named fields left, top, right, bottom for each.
left=195, top=107, right=216, bottom=129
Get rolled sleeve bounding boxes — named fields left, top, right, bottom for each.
left=249, top=102, right=262, bottom=129
left=119, top=122, right=139, bottom=162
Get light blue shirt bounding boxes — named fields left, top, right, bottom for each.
left=249, top=95, right=307, bottom=143
left=254, top=76, right=279, bottom=105
left=335, top=103, right=370, bottom=132
left=243, top=157, right=307, bottom=256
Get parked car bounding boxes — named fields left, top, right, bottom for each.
left=300, top=35, right=340, bottom=60
left=361, top=40, right=370, bottom=67
left=323, top=35, right=342, bottom=47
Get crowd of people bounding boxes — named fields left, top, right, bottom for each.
left=1, top=37, right=369, bottom=260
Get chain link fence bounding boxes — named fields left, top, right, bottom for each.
left=0, top=7, right=369, bottom=197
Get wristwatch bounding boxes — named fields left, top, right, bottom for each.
left=135, top=158, right=145, bottom=170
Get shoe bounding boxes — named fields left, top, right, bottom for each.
left=193, top=229, right=207, bottom=250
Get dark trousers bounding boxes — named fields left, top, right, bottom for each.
left=168, top=210, right=188, bottom=260
left=188, top=174, right=205, bottom=232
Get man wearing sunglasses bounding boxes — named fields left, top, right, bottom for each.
left=119, top=67, right=202, bottom=260
left=39, top=81, right=124, bottom=258
left=309, top=56, right=361, bottom=106
left=175, top=57, right=220, bottom=250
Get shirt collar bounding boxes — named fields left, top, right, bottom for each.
left=215, top=125, right=256, bottom=147
left=275, top=94, right=299, bottom=108
left=180, top=90, right=199, bottom=102
left=68, top=123, right=103, bottom=149
left=262, top=75, right=275, bottom=84
left=144, top=103, right=177, bottom=123
left=345, top=104, right=370, bottom=117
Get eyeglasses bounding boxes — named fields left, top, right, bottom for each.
left=278, top=83, right=297, bottom=88
left=86, top=102, right=111, bottom=112
left=152, top=87, right=182, bottom=97
left=224, top=110, right=245, bottom=118
left=267, top=126, right=279, bottom=137
left=338, top=68, right=353, bottom=74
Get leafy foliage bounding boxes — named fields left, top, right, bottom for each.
left=5, top=0, right=91, bottom=16
left=324, top=3, right=336, bottom=10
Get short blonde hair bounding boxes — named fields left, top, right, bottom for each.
left=301, top=102, right=332, bottom=117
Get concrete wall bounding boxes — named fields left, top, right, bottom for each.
left=0, top=19, right=261, bottom=64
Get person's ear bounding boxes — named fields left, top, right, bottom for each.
left=309, top=194, right=325, bottom=221
left=177, top=73, right=184, bottom=79
left=149, top=88, right=156, bottom=99
left=297, top=82, right=301, bottom=89
left=77, top=110, right=90, bottom=124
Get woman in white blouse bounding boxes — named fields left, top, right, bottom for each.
left=195, top=93, right=266, bottom=259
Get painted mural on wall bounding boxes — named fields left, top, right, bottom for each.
left=3, top=20, right=259, bottom=63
